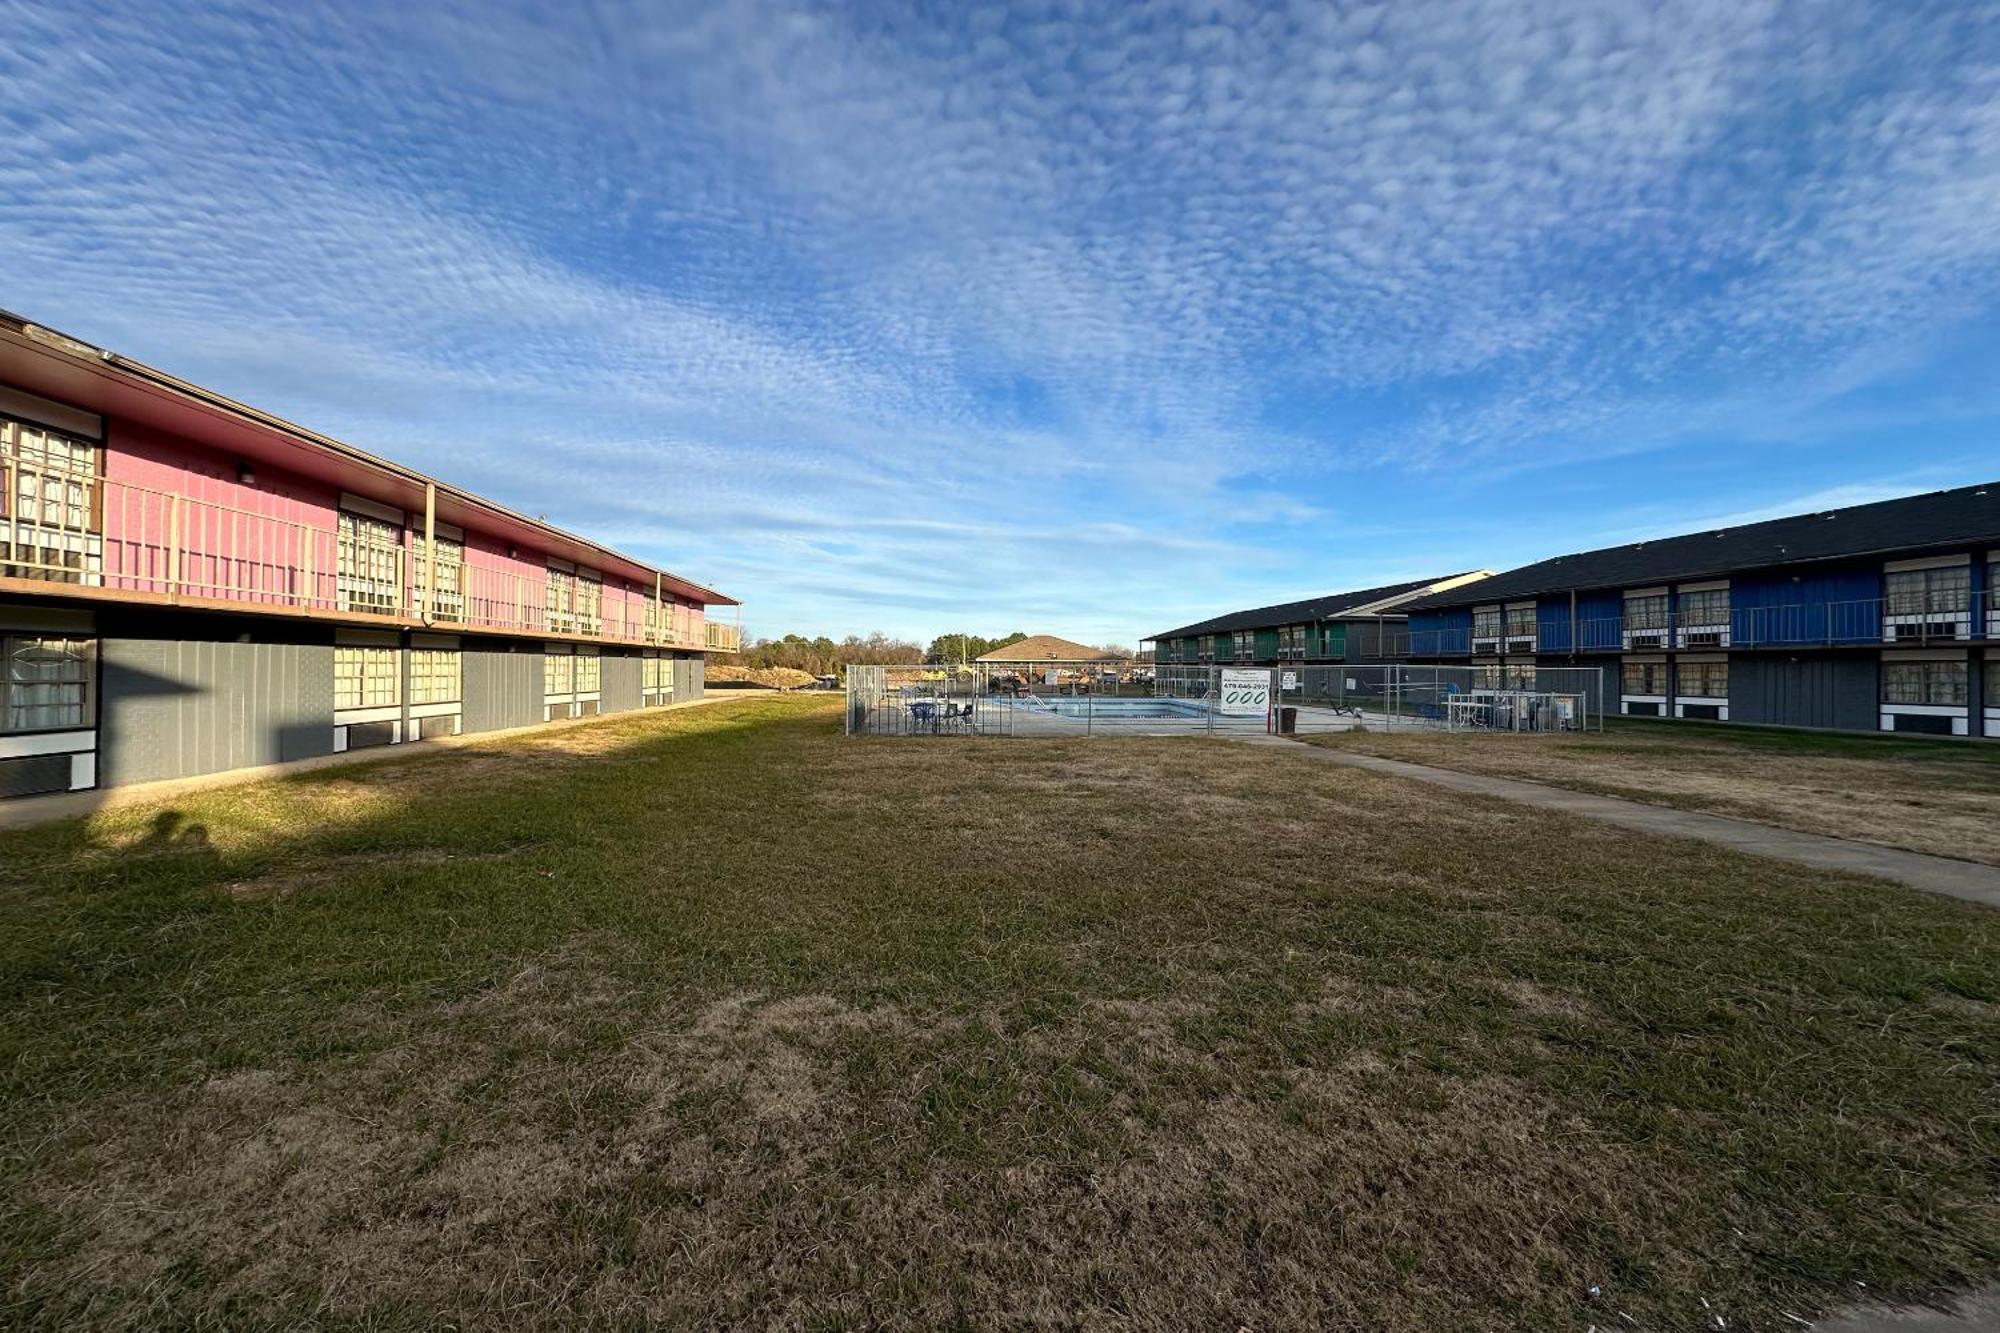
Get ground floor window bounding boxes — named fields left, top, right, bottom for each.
left=1987, top=657, right=2000, bottom=706
left=1883, top=659, right=1966, bottom=706
left=3, top=635, right=93, bottom=732
left=1678, top=661, right=1728, bottom=698
left=545, top=649, right=575, bottom=697
left=1621, top=661, right=1668, bottom=695
left=575, top=648, right=601, bottom=693
left=410, top=648, right=461, bottom=705
left=644, top=654, right=673, bottom=692
left=334, top=645, right=400, bottom=709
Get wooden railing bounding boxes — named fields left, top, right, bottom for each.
left=0, top=463, right=737, bottom=650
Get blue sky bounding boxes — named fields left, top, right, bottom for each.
left=4, top=0, right=1998, bottom=645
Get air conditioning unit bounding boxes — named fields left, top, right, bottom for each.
left=1886, top=619, right=1962, bottom=642
left=1683, top=630, right=1725, bottom=648
left=1628, top=632, right=1666, bottom=650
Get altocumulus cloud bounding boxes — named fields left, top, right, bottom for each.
left=2, top=0, right=1998, bottom=640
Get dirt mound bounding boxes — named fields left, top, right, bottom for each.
left=706, top=665, right=820, bottom=690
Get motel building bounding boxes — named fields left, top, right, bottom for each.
left=0, top=313, right=739, bottom=806
left=1404, top=482, right=2000, bottom=739
left=1145, top=573, right=1496, bottom=672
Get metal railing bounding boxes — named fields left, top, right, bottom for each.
left=0, top=462, right=734, bottom=650
left=845, top=661, right=1608, bottom=738
left=1417, top=595, right=1998, bottom=656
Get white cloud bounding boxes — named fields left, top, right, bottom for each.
left=1, top=0, right=1997, bottom=638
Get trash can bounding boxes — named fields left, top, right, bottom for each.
left=1278, top=706, right=1298, bottom=734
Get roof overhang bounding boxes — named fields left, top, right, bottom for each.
left=0, top=315, right=736, bottom=607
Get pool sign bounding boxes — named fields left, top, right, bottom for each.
left=1219, top=668, right=1271, bottom=716
left=1281, top=671, right=1299, bottom=691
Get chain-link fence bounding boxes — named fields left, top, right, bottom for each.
left=846, top=661, right=1607, bottom=738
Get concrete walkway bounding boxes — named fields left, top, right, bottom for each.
left=1817, top=1287, right=2000, bottom=1331
left=1253, top=739, right=2000, bottom=909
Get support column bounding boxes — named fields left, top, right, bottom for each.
left=420, top=481, right=436, bottom=625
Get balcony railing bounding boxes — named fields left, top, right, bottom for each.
left=0, top=463, right=736, bottom=651
left=1409, top=628, right=1472, bottom=656
left=1442, top=597, right=1993, bottom=655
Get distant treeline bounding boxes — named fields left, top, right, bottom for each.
left=743, top=630, right=1140, bottom=675
left=740, top=633, right=924, bottom=676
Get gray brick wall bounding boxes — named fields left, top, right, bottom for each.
left=100, top=637, right=335, bottom=787
left=1729, top=653, right=1877, bottom=731
left=462, top=645, right=541, bottom=734
left=601, top=651, right=643, bottom=713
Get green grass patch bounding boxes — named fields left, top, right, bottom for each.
left=1, top=695, right=1995, bottom=1330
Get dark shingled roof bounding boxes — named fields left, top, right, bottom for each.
left=1405, top=481, right=2000, bottom=610
left=1148, top=574, right=1479, bottom=642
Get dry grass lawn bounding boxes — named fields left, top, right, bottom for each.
left=1305, top=717, right=2000, bottom=865
left=1, top=695, right=1996, bottom=1331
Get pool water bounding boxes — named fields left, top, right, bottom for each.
left=1018, top=696, right=1214, bottom=720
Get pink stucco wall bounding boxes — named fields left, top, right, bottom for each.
left=95, top=414, right=706, bottom=637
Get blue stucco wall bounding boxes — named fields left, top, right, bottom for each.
left=1732, top=565, right=1880, bottom=646
left=1536, top=597, right=1572, bottom=652
left=1409, top=607, right=1471, bottom=655
left=1575, top=590, right=1623, bottom=650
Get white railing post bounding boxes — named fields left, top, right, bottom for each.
left=166, top=493, right=182, bottom=596
left=420, top=481, right=436, bottom=624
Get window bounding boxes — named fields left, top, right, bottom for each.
left=4, top=418, right=99, bottom=531
left=1232, top=629, right=1253, bottom=661
left=425, top=537, right=465, bottom=623
left=1199, top=636, right=1216, bottom=663
left=3, top=636, right=93, bottom=732
left=645, top=654, right=672, bottom=692
left=1679, top=588, right=1729, bottom=626
left=1472, top=661, right=1502, bottom=690
left=1987, top=658, right=2000, bottom=708
left=337, top=512, right=403, bottom=614
left=2, top=419, right=101, bottom=581
left=1621, top=661, right=1668, bottom=695
left=1279, top=625, right=1306, bottom=660
left=544, top=650, right=575, bottom=697
left=546, top=566, right=576, bottom=634
left=575, top=571, right=603, bottom=636
left=575, top=649, right=601, bottom=693
left=1883, top=659, right=1967, bottom=706
left=1472, top=607, right=1502, bottom=640
left=1504, top=605, right=1536, bottom=640
left=409, top=649, right=460, bottom=705
left=1623, top=593, right=1669, bottom=630
left=1885, top=566, right=1970, bottom=617
left=1679, top=661, right=1729, bottom=698
left=333, top=645, right=400, bottom=710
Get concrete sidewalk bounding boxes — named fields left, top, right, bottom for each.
left=1817, top=1287, right=2000, bottom=1331
left=1253, top=738, right=2000, bottom=909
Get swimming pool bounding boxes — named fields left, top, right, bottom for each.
left=1017, top=696, right=1216, bottom=720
